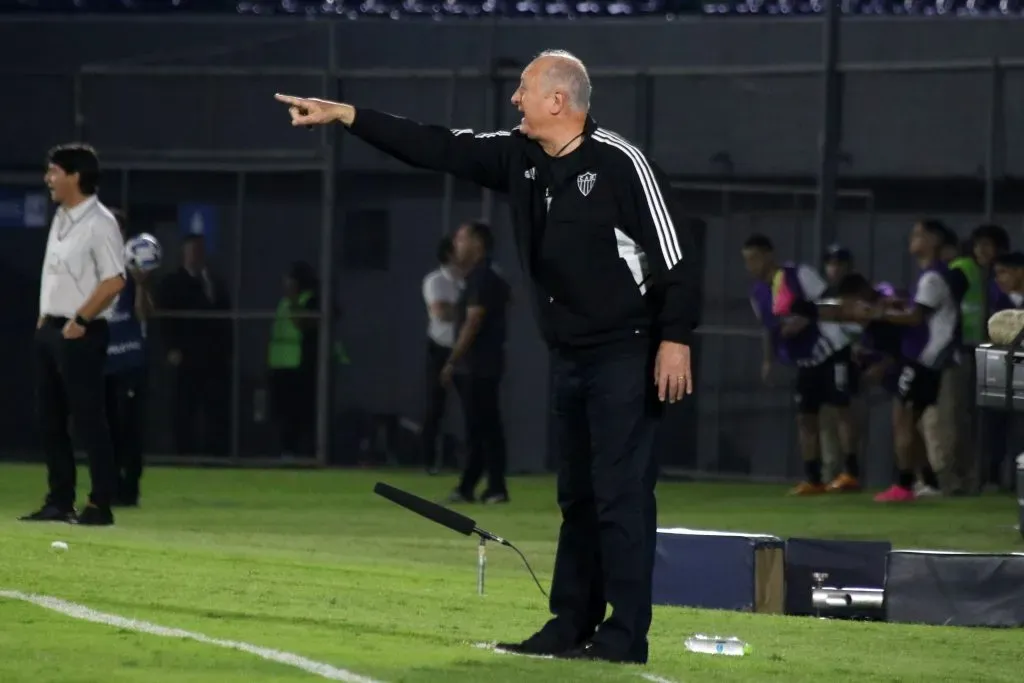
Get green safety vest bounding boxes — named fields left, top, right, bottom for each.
left=950, top=256, right=984, bottom=344
left=268, top=291, right=314, bottom=369
left=268, top=291, right=351, bottom=369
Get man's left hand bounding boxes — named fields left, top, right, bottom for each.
left=655, top=341, right=693, bottom=403
left=62, top=319, right=85, bottom=340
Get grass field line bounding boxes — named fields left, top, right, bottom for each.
left=474, top=641, right=681, bottom=682
left=0, top=589, right=384, bottom=683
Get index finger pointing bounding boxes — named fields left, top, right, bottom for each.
left=274, top=93, right=306, bottom=106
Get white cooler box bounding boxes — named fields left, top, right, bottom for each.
left=975, top=344, right=1024, bottom=411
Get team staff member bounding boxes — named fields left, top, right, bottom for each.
left=275, top=48, right=700, bottom=665
left=850, top=220, right=961, bottom=503
left=442, top=221, right=511, bottom=504
left=421, top=236, right=462, bottom=474
left=20, top=143, right=125, bottom=527
left=105, top=210, right=153, bottom=507
left=742, top=235, right=862, bottom=494
left=268, top=261, right=321, bottom=457
left=819, top=245, right=865, bottom=484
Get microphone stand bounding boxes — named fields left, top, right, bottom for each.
left=477, top=536, right=487, bottom=596
left=475, top=536, right=487, bottom=593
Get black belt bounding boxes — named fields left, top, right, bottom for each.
left=42, top=315, right=107, bottom=329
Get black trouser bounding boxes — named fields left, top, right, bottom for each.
left=545, top=347, right=660, bottom=661
left=270, top=367, right=316, bottom=455
left=35, top=317, right=117, bottom=509
left=453, top=373, right=507, bottom=497
left=421, top=339, right=452, bottom=468
left=173, top=363, right=230, bottom=456
left=105, top=368, right=146, bottom=501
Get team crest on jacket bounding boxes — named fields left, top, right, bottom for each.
left=577, top=171, right=597, bottom=197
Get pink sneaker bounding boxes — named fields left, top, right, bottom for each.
left=874, top=485, right=916, bottom=502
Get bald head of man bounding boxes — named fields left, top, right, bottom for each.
left=511, top=50, right=592, bottom=154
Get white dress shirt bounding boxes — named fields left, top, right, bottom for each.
left=422, top=266, right=462, bottom=348
left=38, top=195, right=125, bottom=320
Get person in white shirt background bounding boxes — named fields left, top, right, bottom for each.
left=420, top=235, right=463, bottom=474
left=20, top=143, right=126, bottom=527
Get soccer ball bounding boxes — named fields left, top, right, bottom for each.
left=125, top=233, right=163, bottom=272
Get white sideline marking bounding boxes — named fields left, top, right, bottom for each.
left=640, top=675, right=679, bottom=683
left=0, top=590, right=383, bottom=683
left=474, top=642, right=680, bottom=682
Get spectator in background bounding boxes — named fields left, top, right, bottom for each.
left=819, top=244, right=866, bottom=482
left=993, top=252, right=1024, bottom=309
left=443, top=221, right=511, bottom=504
left=267, top=261, right=321, bottom=457
left=104, top=209, right=153, bottom=507
left=420, top=236, right=463, bottom=474
left=837, top=274, right=901, bottom=395
left=973, top=223, right=1012, bottom=320
left=986, top=250, right=1024, bottom=490
left=851, top=220, right=960, bottom=503
left=822, top=244, right=854, bottom=290
left=742, top=234, right=862, bottom=495
left=157, top=234, right=232, bottom=456
left=914, top=224, right=969, bottom=495
left=971, top=225, right=1013, bottom=492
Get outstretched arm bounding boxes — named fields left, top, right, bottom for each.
left=274, top=94, right=513, bottom=193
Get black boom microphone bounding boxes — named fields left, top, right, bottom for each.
left=372, top=482, right=508, bottom=545
left=373, top=481, right=547, bottom=598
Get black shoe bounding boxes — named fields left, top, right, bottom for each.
left=443, top=490, right=474, bottom=504
left=481, top=491, right=509, bottom=505
left=114, top=483, right=139, bottom=507
left=76, top=504, right=114, bottom=526
left=18, top=505, right=77, bottom=523
left=495, top=627, right=576, bottom=657
left=558, top=641, right=634, bottom=664
left=112, top=493, right=139, bottom=508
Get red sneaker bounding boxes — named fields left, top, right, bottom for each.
left=873, top=485, right=915, bottom=502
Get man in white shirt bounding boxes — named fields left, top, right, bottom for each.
left=20, top=143, right=126, bottom=527
left=420, top=236, right=462, bottom=473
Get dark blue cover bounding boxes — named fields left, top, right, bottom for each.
left=653, top=529, right=782, bottom=612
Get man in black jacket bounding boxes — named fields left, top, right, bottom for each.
left=275, top=49, right=700, bottom=665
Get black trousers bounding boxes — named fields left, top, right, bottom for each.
left=173, top=363, right=230, bottom=456
left=35, top=317, right=117, bottom=509
left=270, top=367, right=316, bottom=455
left=545, top=347, right=660, bottom=661
left=105, top=368, right=146, bottom=500
left=453, top=373, right=508, bottom=497
left=421, top=340, right=452, bottom=468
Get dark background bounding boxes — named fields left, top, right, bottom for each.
left=2, top=14, right=1021, bottom=486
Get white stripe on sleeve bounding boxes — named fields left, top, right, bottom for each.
left=592, top=129, right=682, bottom=269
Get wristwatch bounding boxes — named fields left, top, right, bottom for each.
left=74, top=314, right=89, bottom=327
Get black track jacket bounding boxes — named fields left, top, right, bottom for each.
left=349, top=108, right=701, bottom=352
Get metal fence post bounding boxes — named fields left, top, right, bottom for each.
left=231, top=170, right=245, bottom=464
left=983, top=58, right=1001, bottom=224
left=813, top=0, right=843, bottom=261
left=315, top=22, right=339, bottom=468
left=441, top=73, right=458, bottom=235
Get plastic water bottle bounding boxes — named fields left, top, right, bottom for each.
left=684, top=634, right=750, bottom=656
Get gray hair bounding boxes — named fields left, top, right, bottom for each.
left=534, top=49, right=592, bottom=113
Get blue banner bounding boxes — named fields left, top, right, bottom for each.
left=177, top=203, right=219, bottom=255
left=0, top=188, right=49, bottom=228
